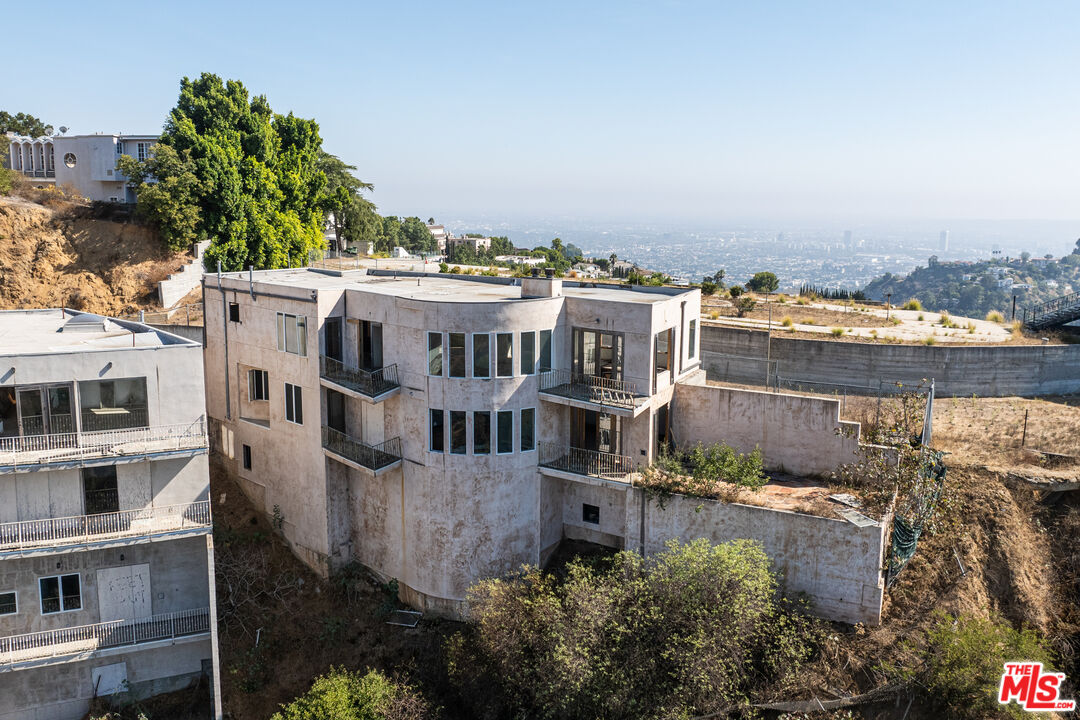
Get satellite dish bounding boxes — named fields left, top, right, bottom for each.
left=59, top=126, right=68, bottom=135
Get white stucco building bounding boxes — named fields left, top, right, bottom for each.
left=6, top=132, right=157, bottom=202
left=202, top=267, right=892, bottom=625
left=0, top=309, right=221, bottom=720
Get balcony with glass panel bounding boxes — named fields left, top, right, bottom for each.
left=538, top=328, right=649, bottom=416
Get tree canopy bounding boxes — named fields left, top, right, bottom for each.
left=746, top=271, right=780, bottom=293
left=271, top=667, right=430, bottom=720
left=120, top=73, right=329, bottom=268
left=0, top=111, right=52, bottom=137
left=448, top=538, right=819, bottom=720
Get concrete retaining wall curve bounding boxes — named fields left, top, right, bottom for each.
left=701, top=324, right=1080, bottom=397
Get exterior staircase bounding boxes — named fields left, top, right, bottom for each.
left=158, top=240, right=211, bottom=308
left=1023, top=290, right=1080, bottom=330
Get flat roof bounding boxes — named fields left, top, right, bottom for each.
left=0, top=309, right=195, bottom=356
left=215, top=268, right=696, bottom=305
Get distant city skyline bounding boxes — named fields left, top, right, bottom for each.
left=6, top=1, right=1080, bottom=226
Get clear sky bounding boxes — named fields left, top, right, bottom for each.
left=7, top=1, right=1079, bottom=225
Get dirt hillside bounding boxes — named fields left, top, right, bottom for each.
left=0, top=195, right=188, bottom=315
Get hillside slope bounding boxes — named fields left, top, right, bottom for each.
left=0, top=196, right=188, bottom=315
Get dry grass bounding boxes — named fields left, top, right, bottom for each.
left=932, top=396, right=1080, bottom=478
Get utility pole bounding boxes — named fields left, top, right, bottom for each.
left=886, top=292, right=892, bottom=321
left=765, top=290, right=773, bottom=388
left=1011, top=294, right=1018, bottom=322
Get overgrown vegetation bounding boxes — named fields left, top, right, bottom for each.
left=271, top=667, right=431, bottom=720
left=448, top=538, right=821, bottom=720
left=891, top=612, right=1058, bottom=720
left=638, top=441, right=767, bottom=506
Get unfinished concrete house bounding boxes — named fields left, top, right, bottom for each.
left=204, top=268, right=890, bottom=627
left=0, top=310, right=221, bottom=720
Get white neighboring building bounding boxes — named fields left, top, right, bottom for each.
left=0, top=309, right=221, bottom=720
left=6, top=132, right=157, bottom=202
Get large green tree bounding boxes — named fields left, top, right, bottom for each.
left=121, top=73, right=329, bottom=269
left=320, top=151, right=377, bottom=251
left=0, top=111, right=52, bottom=137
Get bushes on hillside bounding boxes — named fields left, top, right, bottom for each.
left=271, top=667, right=430, bottom=720
left=903, top=298, right=922, bottom=311
left=448, top=538, right=820, bottom=720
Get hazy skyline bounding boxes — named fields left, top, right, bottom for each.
left=7, top=1, right=1080, bottom=225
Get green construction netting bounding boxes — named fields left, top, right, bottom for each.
left=886, top=450, right=946, bottom=586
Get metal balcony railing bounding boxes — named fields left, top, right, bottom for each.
left=0, top=501, right=211, bottom=553
left=539, top=369, right=644, bottom=409
left=320, top=356, right=400, bottom=399
left=538, top=441, right=637, bottom=480
left=322, top=426, right=402, bottom=471
left=0, top=419, right=207, bottom=470
left=80, top=407, right=149, bottom=432
left=1023, top=289, right=1080, bottom=329
left=0, top=607, right=211, bottom=668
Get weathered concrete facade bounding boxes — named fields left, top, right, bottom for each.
left=701, top=323, right=1080, bottom=396
left=204, top=269, right=891, bottom=626
left=0, top=309, right=221, bottom=720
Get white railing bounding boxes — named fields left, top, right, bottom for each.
left=0, top=501, right=211, bottom=553
left=0, top=607, right=211, bottom=668
left=0, top=419, right=207, bottom=470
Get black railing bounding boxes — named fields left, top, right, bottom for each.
left=79, top=407, right=149, bottom=432
left=320, top=356, right=400, bottom=399
left=84, top=488, right=120, bottom=516
left=538, top=369, right=643, bottom=409
left=1023, top=289, right=1080, bottom=328
left=538, top=441, right=636, bottom=480
left=322, top=426, right=402, bottom=471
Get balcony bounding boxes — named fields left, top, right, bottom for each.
left=539, top=369, right=649, bottom=416
left=322, top=426, right=402, bottom=473
left=0, top=607, right=211, bottom=671
left=0, top=419, right=207, bottom=473
left=0, top=501, right=211, bottom=558
left=538, top=441, right=638, bottom=483
left=320, top=356, right=400, bottom=401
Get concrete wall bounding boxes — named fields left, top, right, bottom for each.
left=0, top=636, right=212, bottom=720
left=548, top=476, right=888, bottom=625
left=701, top=324, right=1080, bottom=397
left=0, top=535, right=211, bottom=636
left=672, top=375, right=863, bottom=478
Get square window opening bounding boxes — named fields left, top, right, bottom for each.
left=583, top=503, right=600, bottom=525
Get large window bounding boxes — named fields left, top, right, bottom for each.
left=497, top=410, right=514, bottom=454
left=40, top=574, right=81, bottom=614
left=688, top=320, right=697, bottom=359
left=78, top=378, right=148, bottom=431
left=450, top=411, right=467, bottom=454
left=654, top=328, right=672, bottom=376
left=284, top=383, right=303, bottom=425
left=427, top=332, right=443, bottom=376
left=473, top=411, right=491, bottom=454
left=520, top=408, right=535, bottom=452
left=276, top=313, right=308, bottom=356
left=449, top=333, right=466, bottom=378
left=472, top=333, right=490, bottom=378
left=520, top=332, right=536, bottom=375
left=0, top=591, right=15, bottom=615
left=496, top=333, right=513, bottom=377
left=539, top=330, right=553, bottom=372
left=82, top=466, right=118, bottom=515
left=248, top=369, right=269, bottom=401
left=429, top=409, right=444, bottom=453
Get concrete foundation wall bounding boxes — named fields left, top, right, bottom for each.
left=549, top=475, right=887, bottom=625
left=701, top=324, right=1080, bottom=397
left=0, top=636, right=212, bottom=720
left=671, top=376, right=863, bottom=477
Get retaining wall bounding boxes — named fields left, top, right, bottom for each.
left=701, top=324, right=1080, bottom=396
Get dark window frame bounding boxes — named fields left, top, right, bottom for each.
left=450, top=410, right=467, bottom=454
left=473, top=411, right=491, bottom=454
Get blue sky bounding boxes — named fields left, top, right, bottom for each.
left=8, top=1, right=1079, bottom=224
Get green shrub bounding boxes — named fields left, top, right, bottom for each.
left=728, top=285, right=744, bottom=298
left=830, top=326, right=845, bottom=336
left=0, top=167, right=17, bottom=196
left=781, top=316, right=794, bottom=327
left=700, top=280, right=718, bottom=296
left=271, top=667, right=431, bottom=720
left=911, top=613, right=1056, bottom=719
left=449, top=539, right=819, bottom=720
left=923, top=336, right=936, bottom=345
left=734, top=296, right=757, bottom=317
left=986, top=310, right=1005, bottom=323
left=903, top=298, right=922, bottom=311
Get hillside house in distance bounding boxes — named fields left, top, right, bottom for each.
left=203, top=268, right=893, bottom=626
left=0, top=310, right=221, bottom=720
left=6, top=132, right=157, bottom=203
